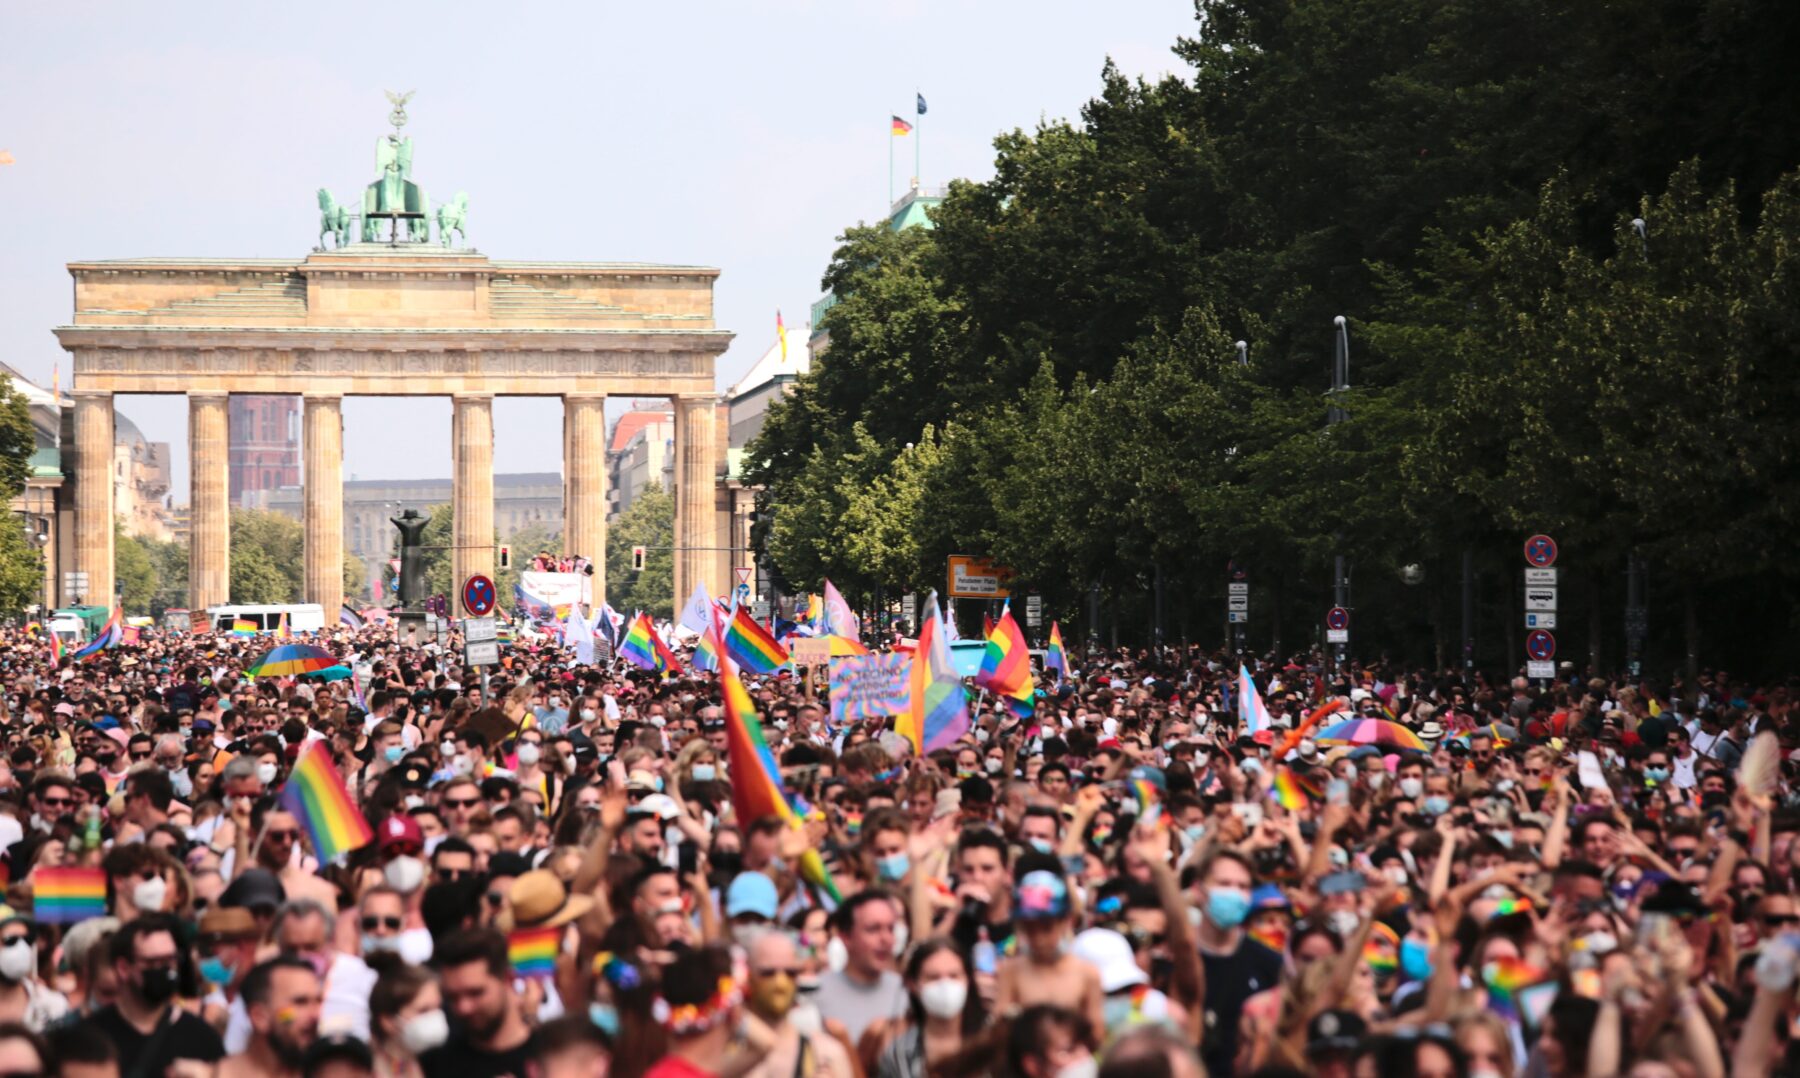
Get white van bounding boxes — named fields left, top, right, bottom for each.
left=205, top=604, right=327, bottom=634
left=46, top=614, right=85, bottom=643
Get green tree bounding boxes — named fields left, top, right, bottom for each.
left=229, top=509, right=304, bottom=603
left=605, top=485, right=674, bottom=618
left=146, top=539, right=188, bottom=613
left=342, top=551, right=366, bottom=605
left=115, top=525, right=159, bottom=615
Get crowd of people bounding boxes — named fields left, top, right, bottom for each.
left=0, top=615, right=1790, bottom=1078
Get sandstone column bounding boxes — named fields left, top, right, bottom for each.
left=70, top=391, right=115, bottom=607
left=673, top=395, right=720, bottom=609
left=303, top=395, right=344, bottom=616
left=563, top=393, right=608, bottom=603
left=452, top=394, right=495, bottom=614
left=188, top=392, right=231, bottom=613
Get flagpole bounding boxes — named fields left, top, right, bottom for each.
left=888, top=119, right=894, bottom=208
left=915, top=90, right=922, bottom=190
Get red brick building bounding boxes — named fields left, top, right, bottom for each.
left=228, top=396, right=300, bottom=506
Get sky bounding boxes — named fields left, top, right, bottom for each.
left=0, top=1, right=1198, bottom=501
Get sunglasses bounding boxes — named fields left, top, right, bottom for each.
left=265, top=830, right=300, bottom=842
left=360, top=916, right=403, bottom=931
left=755, top=966, right=800, bottom=979
left=0, top=936, right=29, bottom=948
left=443, top=798, right=480, bottom=809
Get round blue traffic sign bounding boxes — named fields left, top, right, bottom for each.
left=1524, top=534, right=1558, bottom=568
left=1526, top=629, right=1556, bottom=661
left=462, top=574, right=497, bottom=617
left=1326, top=606, right=1350, bottom=631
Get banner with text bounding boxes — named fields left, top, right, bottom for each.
left=828, top=653, right=911, bottom=727
left=515, top=572, right=592, bottom=623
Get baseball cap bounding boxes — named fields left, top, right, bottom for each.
left=220, top=868, right=286, bottom=913
left=1306, top=1009, right=1367, bottom=1057
left=377, top=814, right=423, bottom=853
left=1014, top=870, right=1071, bottom=921
left=725, top=872, right=779, bottom=920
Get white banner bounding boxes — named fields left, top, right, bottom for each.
left=518, top=572, right=591, bottom=619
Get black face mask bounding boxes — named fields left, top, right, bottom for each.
left=137, top=967, right=178, bottom=1005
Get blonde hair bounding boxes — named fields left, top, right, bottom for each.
left=1455, top=1011, right=1517, bottom=1078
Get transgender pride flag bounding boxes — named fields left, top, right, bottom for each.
left=1238, top=664, right=1274, bottom=738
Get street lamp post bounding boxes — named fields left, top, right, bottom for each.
left=1329, top=317, right=1350, bottom=672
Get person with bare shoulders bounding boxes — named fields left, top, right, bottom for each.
left=217, top=957, right=322, bottom=1078
left=993, top=859, right=1105, bottom=1036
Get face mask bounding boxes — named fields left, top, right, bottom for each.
left=893, top=921, right=910, bottom=956
left=0, top=943, right=33, bottom=983
left=588, top=1001, right=621, bottom=1038
left=974, top=727, right=990, bottom=744
left=170, top=770, right=192, bottom=799
left=580, top=709, right=597, bottom=724
left=1326, top=910, right=1360, bottom=938
left=1028, top=839, right=1054, bottom=855
left=1645, top=767, right=1670, bottom=783
left=692, top=764, right=716, bottom=783
left=1581, top=931, right=1619, bottom=956
left=826, top=936, right=848, bottom=972
left=1423, top=796, right=1451, bottom=817
left=876, top=853, right=910, bottom=883
left=1399, top=777, right=1423, bottom=799
left=1495, top=779, right=1516, bottom=794
left=985, top=758, right=1002, bottom=774
left=1492, top=830, right=1514, bottom=849
left=1386, top=866, right=1408, bottom=886
left=138, top=966, right=178, bottom=1005
left=453, top=755, right=473, bottom=776
left=516, top=743, right=541, bottom=767
left=1206, top=887, right=1251, bottom=929
left=384, top=745, right=404, bottom=764
left=179, top=726, right=192, bottom=740
left=563, top=756, right=578, bottom=776
left=1400, top=937, right=1433, bottom=980
left=439, top=742, right=456, bottom=759
left=400, top=1008, right=451, bottom=1054
left=1183, top=825, right=1206, bottom=845
left=1365, top=772, right=1386, bottom=790
left=1239, top=758, right=1263, bottom=777
left=363, top=934, right=400, bottom=956
left=649, top=715, right=667, bottom=729
left=256, top=762, right=279, bottom=785
left=919, top=978, right=968, bottom=1019
left=134, top=876, right=168, bottom=913
left=384, top=855, right=426, bottom=894
left=1055, top=1056, right=1097, bottom=1078
left=403, top=794, right=424, bottom=810
left=198, top=955, right=234, bottom=987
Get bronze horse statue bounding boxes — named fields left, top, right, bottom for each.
left=317, top=189, right=353, bottom=248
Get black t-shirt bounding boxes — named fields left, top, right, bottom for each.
left=421, top=1031, right=537, bottom=1078
left=1199, top=937, right=1283, bottom=1078
left=88, top=1004, right=225, bottom=1076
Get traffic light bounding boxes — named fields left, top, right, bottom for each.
left=632, top=546, right=646, bottom=572
left=498, top=544, right=511, bottom=570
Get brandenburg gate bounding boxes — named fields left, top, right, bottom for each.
left=52, top=99, right=733, bottom=616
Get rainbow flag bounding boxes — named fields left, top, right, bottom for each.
left=619, top=614, right=682, bottom=674
left=508, top=926, right=560, bottom=980
left=804, top=593, right=823, bottom=632
left=1365, top=928, right=1398, bottom=976
left=72, top=607, right=123, bottom=661
left=278, top=741, right=373, bottom=862
left=898, top=592, right=970, bottom=754
left=714, top=619, right=841, bottom=902
left=231, top=620, right=257, bottom=635
left=976, top=604, right=1034, bottom=719
left=275, top=612, right=292, bottom=639
left=776, top=310, right=789, bottom=365
left=1045, top=621, right=1067, bottom=680
left=691, top=626, right=722, bottom=673
left=1482, top=955, right=1545, bottom=1020
left=48, top=633, right=64, bottom=665
left=1269, top=766, right=1321, bottom=811
left=891, top=115, right=913, bottom=136
left=724, top=606, right=788, bottom=673
left=34, top=866, right=106, bottom=924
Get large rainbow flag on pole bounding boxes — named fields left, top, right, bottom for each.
left=975, top=603, right=1034, bottom=719
left=713, top=618, right=841, bottom=901
left=71, top=608, right=123, bottom=661
left=898, top=591, right=971, bottom=754
left=724, top=606, right=788, bottom=673
left=278, top=740, right=374, bottom=862
left=619, top=614, right=682, bottom=674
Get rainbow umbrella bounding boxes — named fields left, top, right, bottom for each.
left=1315, top=718, right=1427, bottom=752
left=245, top=643, right=340, bottom=678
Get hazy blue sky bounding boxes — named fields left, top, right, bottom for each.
left=0, top=1, right=1197, bottom=500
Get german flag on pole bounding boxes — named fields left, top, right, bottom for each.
left=891, top=116, right=913, bottom=136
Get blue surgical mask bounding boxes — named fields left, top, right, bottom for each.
left=384, top=745, right=404, bottom=764
left=1028, top=839, right=1055, bottom=855
left=692, top=764, right=716, bottom=783
left=199, top=956, right=235, bottom=987
left=1400, top=938, right=1433, bottom=981
left=1206, top=887, right=1251, bottom=929
left=1644, top=767, right=1670, bottom=784
left=876, top=852, right=910, bottom=883
left=1423, top=796, right=1451, bottom=817
left=589, top=1002, right=620, bottom=1037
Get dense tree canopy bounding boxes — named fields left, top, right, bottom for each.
left=745, top=0, right=1800, bottom=672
